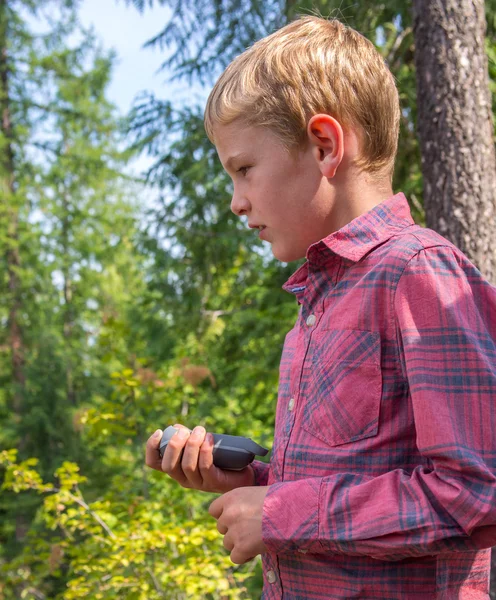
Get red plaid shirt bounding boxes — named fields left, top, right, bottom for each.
left=251, top=193, right=496, bottom=599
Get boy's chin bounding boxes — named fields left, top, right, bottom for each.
left=271, top=244, right=306, bottom=263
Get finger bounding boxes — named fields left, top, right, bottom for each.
left=230, top=548, right=255, bottom=565
left=198, top=432, right=215, bottom=471
left=208, top=495, right=224, bottom=519
left=216, top=518, right=228, bottom=535
left=161, top=425, right=191, bottom=486
left=222, top=530, right=234, bottom=552
left=198, top=433, right=223, bottom=486
left=145, top=429, right=163, bottom=470
left=181, top=426, right=207, bottom=488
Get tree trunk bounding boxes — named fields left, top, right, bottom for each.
left=0, top=0, right=25, bottom=420
left=62, top=182, right=76, bottom=407
left=0, top=0, right=29, bottom=544
left=412, top=0, right=496, bottom=284
left=412, top=1, right=496, bottom=595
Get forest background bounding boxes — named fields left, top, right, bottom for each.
left=0, top=0, right=495, bottom=599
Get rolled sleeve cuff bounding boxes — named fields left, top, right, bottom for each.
left=262, top=478, right=323, bottom=555
left=251, top=460, right=270, bottom=486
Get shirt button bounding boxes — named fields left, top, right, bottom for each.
left=266, top=569, right=277, bottom=584
left=288, top=397, right=295, bottom=411
left=298, top=548, right=308, bottom=554
left=306, top=314, right=316, bottom=327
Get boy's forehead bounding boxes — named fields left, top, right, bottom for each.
left=214, top=120, right=252, bottom=146
left=214, top=121, right=289, bottom=160
left=214, top=122, right=258, bottom=165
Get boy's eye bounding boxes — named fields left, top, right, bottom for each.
left=237, top=166, right=250, bottom=176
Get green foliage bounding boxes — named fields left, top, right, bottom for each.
left=1, top=0, right=495, bottom=598
left=0, top=451, right=254, bottom=599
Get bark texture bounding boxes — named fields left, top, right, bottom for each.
left=412, top=0, right=496, bottom=284
left=0, top=0, right=25, bottom=416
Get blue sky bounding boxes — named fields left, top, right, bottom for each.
left=78, top=0, right=207, bottom=115
left=77, top=0, right=208, bottom=176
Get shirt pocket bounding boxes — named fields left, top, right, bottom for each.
left=301, top=329, right=382, bottom=447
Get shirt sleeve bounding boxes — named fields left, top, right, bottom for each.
left=250, top=459, right=270, bottom=486
left=262, top=245, right=496, bottom=560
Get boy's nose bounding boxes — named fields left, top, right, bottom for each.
left=230, top=192, right=250, bottom=216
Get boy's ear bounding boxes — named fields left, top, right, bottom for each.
left=307, top=114, right=344, bottom=178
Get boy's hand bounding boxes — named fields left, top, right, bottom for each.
left=208, top=486, right=269, bottom=564
left=145, top=425, right=255, bottom=494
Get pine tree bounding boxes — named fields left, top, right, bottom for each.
left=0, top=0, right=140, bottom=577
left=412, top=0, right=496, bottom=283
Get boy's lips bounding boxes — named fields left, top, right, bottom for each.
left=249, top=224, right=268, bottom=240
left=249, top=223, right=267, bottom=237
left=248, top=223, right=266, bottom=230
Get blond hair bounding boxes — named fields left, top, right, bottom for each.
left=204, top=15, right=400, bottom=176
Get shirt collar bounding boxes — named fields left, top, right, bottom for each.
left=283, top=193, right=414, bottom=295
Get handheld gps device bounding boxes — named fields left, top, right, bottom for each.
left=158, top=425, right=269, bottom=471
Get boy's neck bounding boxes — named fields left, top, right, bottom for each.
left=326, top=167, right=394, bottom=234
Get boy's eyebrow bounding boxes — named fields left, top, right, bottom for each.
left=224, top=153, right=249, bottom=172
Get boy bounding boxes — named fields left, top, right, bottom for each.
left=146, top=15, right=496, bottom=599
